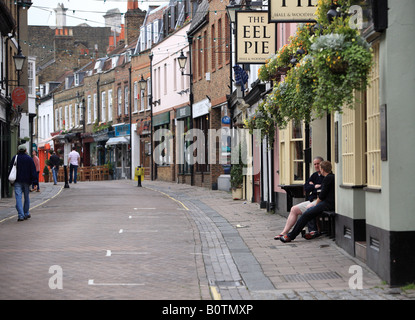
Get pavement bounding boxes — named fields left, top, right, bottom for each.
left=0, top=179, right=414, bottom=301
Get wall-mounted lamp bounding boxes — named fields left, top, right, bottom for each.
left=177, top=51, right=188, bottom=74
left=226, top=0, right=242, bottom=25
left=139, top=75, right=147, bottom=91
left=13, top=49, right=26, bottom=72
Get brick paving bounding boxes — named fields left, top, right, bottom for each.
left=0, top=181, right=209, bottom=300
left=145, top=180, right=414, bottom=300
left=0, top=180, right=413, bottom=300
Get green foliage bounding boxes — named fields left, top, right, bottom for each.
left=43, top=165, right=50, bottom=175
left=249, top=0, right=373, bottom=145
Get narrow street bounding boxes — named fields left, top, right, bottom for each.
left=0, top=180, right=412, bottom=301
left=0, top=181, right=209, bottom=300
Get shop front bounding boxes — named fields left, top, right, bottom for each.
left=106, top=123, right=130, bottom=179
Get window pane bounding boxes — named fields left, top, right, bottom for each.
left=293, top=161, right=304, bottom=181
left=292, top=120, right=303, bottom=139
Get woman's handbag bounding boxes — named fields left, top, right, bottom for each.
left=8, top=155, right=18, bottom=184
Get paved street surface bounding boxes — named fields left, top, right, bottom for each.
left=0, top=180, right=413, bottom=300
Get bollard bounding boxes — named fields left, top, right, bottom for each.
left=135, top=166, right=144, bottom=187
left=64, top=165, right=70, bottom=188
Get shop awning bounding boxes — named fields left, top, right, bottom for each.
left=106, top=136, right=130, bottom=146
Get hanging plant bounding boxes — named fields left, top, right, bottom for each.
left=252, top=0, right=373, bottom=147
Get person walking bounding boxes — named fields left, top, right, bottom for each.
left=49, top=151, right=60, bottom=185
left=68, top=147, right=80, bottom=184
left=9, top=145, right=38, bottom=222
left=31, top=150, right=40, bottom=192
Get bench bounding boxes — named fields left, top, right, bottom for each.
left=318, top=211, right=336, bottom=239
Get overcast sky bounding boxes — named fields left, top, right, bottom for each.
left=28, top=0, right=146, bottom=27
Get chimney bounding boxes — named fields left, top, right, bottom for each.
left=124, top=2, right=146, bottom=46
left=127, top=0, right=138, bottom=10
left=54, top=3, right=68, bottom=29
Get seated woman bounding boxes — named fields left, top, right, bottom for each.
left=280, top=161, right=335, bottom=243
left=274, top=156, right=324, bottom=240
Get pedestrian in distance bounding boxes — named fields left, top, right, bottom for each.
left=31, top=150, right=40, bottom=192
left=49, top=151, right=60, bottom=185
left=9, top=144, right=38, bottom=222
left=68, top=147, right=80, bottom=184
left=280, top=160, right=335, bottom=243
left=274, top=156, right=325, bottom=240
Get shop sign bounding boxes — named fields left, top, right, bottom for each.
left=192, top=98, right=210, bottom=118
left=114, top=124, right=130, bottom=136
left=153, top=111, right=170, bottom=127
left=11, top=87, right=26, bottom=106
left=269, top=0, right=318, bottom=23
left=176, top=105, right=191, bottom=119
left=235, top=11, right=276, bottom=64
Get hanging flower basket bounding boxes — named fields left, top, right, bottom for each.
left=328, top=59, right=348, bottom=74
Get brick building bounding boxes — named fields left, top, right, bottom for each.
left=186, top=0, right=231, bottom=189
left=28, top=25, right=112, bottom=84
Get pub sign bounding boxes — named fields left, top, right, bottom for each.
left=235, top=11, right=276, bottom=64
left=269, top=0, right=318, bottom=23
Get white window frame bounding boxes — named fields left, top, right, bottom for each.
left=134, top=81, right=138, bottom=113
left=124, top=86, right=129, bottom=115
left=87, top=95, right=92, bottom=124
left=101, top=91, right=107, bottom=122
left=108, top=89, right=113, bottom=121
left=93, top=93, right=98, bottom=122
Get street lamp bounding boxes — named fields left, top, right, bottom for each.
left=226, top=0, right=242, bottom=25
left=177, top=47, right=194, bottom=185
left=177, top=51, right=188, bottom=74
left=13, top=49, right=26, bottom=72
left=139, top=75, right=147, bottom=91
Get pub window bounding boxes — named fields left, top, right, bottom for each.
left=366, top=42, right=381, bottom=188
left=341, top=90, right=366, bottom=186
left=291, top=120, right=304, bottom=182
left=279, top=120, right=305, bottom=184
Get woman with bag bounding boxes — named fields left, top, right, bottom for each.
left=9, top=145, right=38, bottom=222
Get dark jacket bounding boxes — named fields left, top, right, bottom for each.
left=49, top=154, right=60, bottom=169
left=318, top=173, right=335, bottom=209
left=304, top=172, right=325, bottom=202
left=9, top=152, right=38, bottom=185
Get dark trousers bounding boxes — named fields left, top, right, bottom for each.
left=69, top=164, right=78, bottom=183
left=288, top=201, right=334, bottom=240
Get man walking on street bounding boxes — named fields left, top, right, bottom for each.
left=68, top=147, right=80, bottom=184
left=49, top=151, right=60, bottom=185
left=9, top=145, right=38, bottom=222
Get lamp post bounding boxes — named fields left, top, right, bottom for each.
left=177, top=46, right=194, bottom=186
left=138, top=55, right=154, bottom=181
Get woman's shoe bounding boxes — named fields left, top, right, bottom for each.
left=304, top=231, right=321, bottom=240
left=274, top=234, right=285, bottom=240
left=279, top=235, right=292, bottom=243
